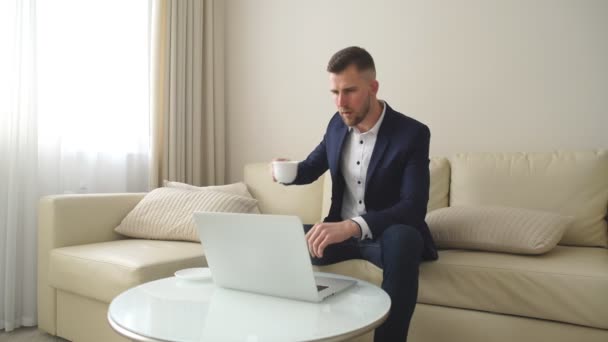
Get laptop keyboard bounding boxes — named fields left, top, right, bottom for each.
left=316, top=285, right=328, bottom=292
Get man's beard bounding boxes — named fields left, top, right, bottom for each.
left=340, top=95, right=371, bottom=127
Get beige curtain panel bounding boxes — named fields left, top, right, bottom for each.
left=149, top=0, right=225, bottom=189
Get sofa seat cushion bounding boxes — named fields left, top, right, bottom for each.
left=419, top=246, right=608, bottom=329
left=49, top=239, right=205, bottom=303
left=316, top=246, right=608, bottom=330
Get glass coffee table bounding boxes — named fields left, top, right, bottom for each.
left=108, top=271, right=390, bottom=342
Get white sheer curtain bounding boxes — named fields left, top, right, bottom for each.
left=0, top=0, right=149, bottom=332
left=0, top=0, right=38, bottom=332
left=37, top=0, right=150, bottom=195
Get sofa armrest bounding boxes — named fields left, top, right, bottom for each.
left=37, top=193, right=145, bottom=335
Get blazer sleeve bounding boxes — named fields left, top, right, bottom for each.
left=362, top=125, right=430, bottom=236
left=290, top=135, right=329, bottom=185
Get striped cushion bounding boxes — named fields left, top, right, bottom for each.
left=115, top=188, right=258, bottom=242
left=163, top=180, right=261, bottom=214
left=427, top=206, right=572, bottom=254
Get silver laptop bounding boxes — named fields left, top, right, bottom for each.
left=193, top=212, right=356, bottom=302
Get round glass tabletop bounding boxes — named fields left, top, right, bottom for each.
left=108, top=271, right=390, bottom=342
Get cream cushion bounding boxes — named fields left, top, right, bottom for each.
left=49, top=239, right=204, bottom=303
left=163, top=180, right=251, bottom=196
left=426, top=206, right=571, bottom=254
left=449, top=151, right=608, bottom=247
left=164, top=180, right=261, bottom=214
left=114, top=188, right=258, bottom=241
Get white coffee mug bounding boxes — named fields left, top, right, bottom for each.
left=272, top=161, right=299, bottom=184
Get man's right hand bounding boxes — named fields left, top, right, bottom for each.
left=270, top=158, right=289, bottom=182
left=305, top=221, right=360, bottom=258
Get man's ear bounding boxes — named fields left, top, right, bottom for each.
left=370, top=80, right=379, bottom=95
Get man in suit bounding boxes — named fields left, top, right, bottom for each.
left=273, top=46, right=437, bottom=342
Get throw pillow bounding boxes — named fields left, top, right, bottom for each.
left=115, top=187, right=259, bottom=242
left=163, top=180, right=261, bottom=214
left=426, top=206, right=572, bottom=254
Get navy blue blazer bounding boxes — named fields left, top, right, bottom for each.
left=292, top=103, right=438, bottom=261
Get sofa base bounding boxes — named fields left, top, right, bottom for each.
left=56, top=290, right=129, bottom=342
left=410, top=303, right=608, bottom=342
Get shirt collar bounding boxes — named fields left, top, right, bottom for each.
left=349, top=100, right=386, bottom=135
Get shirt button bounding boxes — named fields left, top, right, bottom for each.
left=360, top=140, right=363, bottom=144
left=356, top=161, right=360, bottom=165
left=358, top=200, right=362, bottom=204
left=357, top=181, right=361, bottom=184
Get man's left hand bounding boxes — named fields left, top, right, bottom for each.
left=305, top=221, right=360, bottom=258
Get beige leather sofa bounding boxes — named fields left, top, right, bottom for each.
left=38, top=151, right=608, bottom=342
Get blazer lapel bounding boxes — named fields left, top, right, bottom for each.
left=331, top=124, right=350, bottom=176
left=365, top=111, right=392, bottom=193
left=366, top=133, right=389, bottom=192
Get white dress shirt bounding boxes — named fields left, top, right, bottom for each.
left=340, top=101, right=386, bottom=240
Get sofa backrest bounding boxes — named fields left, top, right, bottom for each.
left=244, top=164, right=325, bottom=224
left=320, top=157, right=451, bottom=218
left=449, top=151, right=608, bottom=247
left=243, top=157, right=451, bottom=225
left=428, top=157, right=451, bottom=212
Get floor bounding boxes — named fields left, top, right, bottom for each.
left=0, top=327, right=67, bottom=342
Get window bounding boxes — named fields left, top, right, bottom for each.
left=37, top=0, right=150, bottom=193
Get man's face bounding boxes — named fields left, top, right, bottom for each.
left=329, top=64, right=378, bottom=127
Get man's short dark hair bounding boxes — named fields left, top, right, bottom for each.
left=327, top=46, right=376, bottom=74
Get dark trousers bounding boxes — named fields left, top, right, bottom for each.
left=304, top=224, right=423, bottom=342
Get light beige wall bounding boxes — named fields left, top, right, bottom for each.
left=225, top=0, right=608, bottom=182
